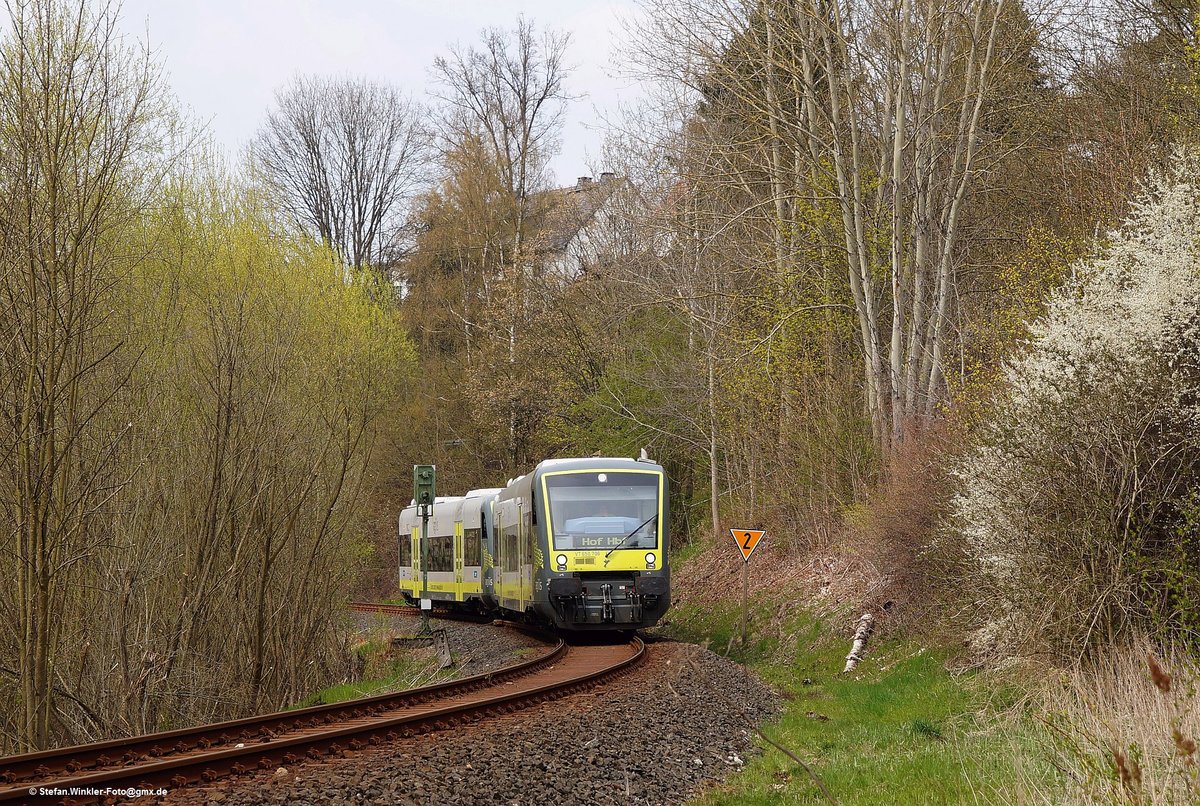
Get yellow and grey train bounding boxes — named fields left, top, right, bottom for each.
left=397, top=457, right=670, bottom=630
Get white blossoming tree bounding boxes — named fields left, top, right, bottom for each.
left=950, top=153, right=1200, bottom=659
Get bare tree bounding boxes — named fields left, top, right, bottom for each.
left=432, top=17, right=573, bottom=252
left=429, top=18, right=574, bottom=470
left=630, top=0, right=1013, bottom=450
left=0, top=0, right=168, bottom=751
left=251, top=75, right=428, bottom=274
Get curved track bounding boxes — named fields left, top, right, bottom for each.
left=349, top=600, right=495, bottom=624
left=1, top=619, right=643, bottom=804
left=349, top=601, right=425, bottom=617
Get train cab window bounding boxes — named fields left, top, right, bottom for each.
left=544, top=471, right=661, bottom=551
left=399, top=533, right=412, bottom=566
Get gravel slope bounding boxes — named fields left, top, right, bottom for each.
left=168, top=636, right=779, bottom=806
left=348, top=611, right=549, bottom=681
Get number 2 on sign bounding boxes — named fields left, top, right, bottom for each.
left=730, top=528, right=765, bottom=561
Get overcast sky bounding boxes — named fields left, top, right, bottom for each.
left=116, top=0, right=646, bottom=186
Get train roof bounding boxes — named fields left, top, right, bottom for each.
left=532, top=456, right=664, bottom=474
left=402, top=495, right=464, bottom=509
left=400, top=460, right=662, bottom=514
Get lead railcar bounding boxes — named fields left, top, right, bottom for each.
left=482, top=457, right=670, bottom=630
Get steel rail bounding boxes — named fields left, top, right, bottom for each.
left=349, top=601, right=421, bottom=616
left=349, top=601, right=493, bottom=623
left=0, top=637, right=644, bottom=804
left=0, top=634, right=563, bottom=792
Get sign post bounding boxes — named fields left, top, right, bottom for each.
left=413, top=465, right=436, bottom=635
left=729, top=528, right=766, bottom=648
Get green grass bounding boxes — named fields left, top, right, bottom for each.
left=290, top=632, right=456, bottom=709
left=660, top=597, right=1046, bottom=805
left=671, top=536, right=712, bottom=569
left=290, top=655, right=454, bottom=709
left=290, top=678, right=402, bottom=708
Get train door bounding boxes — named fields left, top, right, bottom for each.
left=410, top=527, right=420, bottom=597
left=516, top=499, right=525, bottom=605
left=398, top=513, right=413, bottom=598
left=482, top=500, right=496, bottom=607
left=500, top=500, right=518, bottom=608
left=522, top=496, right=535, bottom=606
left=454, top=520, right=464, bottom=599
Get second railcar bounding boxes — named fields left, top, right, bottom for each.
left=398, top=488, right=499, bottom=608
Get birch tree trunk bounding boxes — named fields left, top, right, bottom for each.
left=656, top=0, right=1009, bottom=450
left=799, top=0, right=1006, bottom=449
left=843, top=612, right=875, bottom=673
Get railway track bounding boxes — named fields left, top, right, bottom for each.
left=1, top=628, right=644, bottom=804
left=348, top=601, right=422, bottom=616
left=348, top=600, right=495, bottom=624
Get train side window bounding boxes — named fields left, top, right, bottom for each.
left=399, top=533, right=411, bottom=565
left=464, top=528, right=482, bottom=566
left=429, top=534, right=453, bottom=572
left=497, top=517, right=506, bottom=572
left=523, top=507, right=534, bottom=562
left=503, top=518, right=518, bottom=572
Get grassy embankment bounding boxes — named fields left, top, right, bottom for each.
left=292, top=614, right=457, bottom=708
left=660, top=594, right=1054, bottom=804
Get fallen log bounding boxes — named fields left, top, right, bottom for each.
left=842, top=612, right=874, bottom=674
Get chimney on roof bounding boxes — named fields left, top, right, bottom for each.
left=600, top=172, right=616, bottom=184
left=576, top=176, right=593, bottom=190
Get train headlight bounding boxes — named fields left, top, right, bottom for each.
left=556, top=554, right=568, bottom=569
left=645, top=552, right=656, bottom=566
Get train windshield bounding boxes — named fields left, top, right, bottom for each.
left=544, top=471, right=661, bottom=551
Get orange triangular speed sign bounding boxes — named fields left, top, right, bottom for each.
left=730, top=528, right=766, bottom=562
